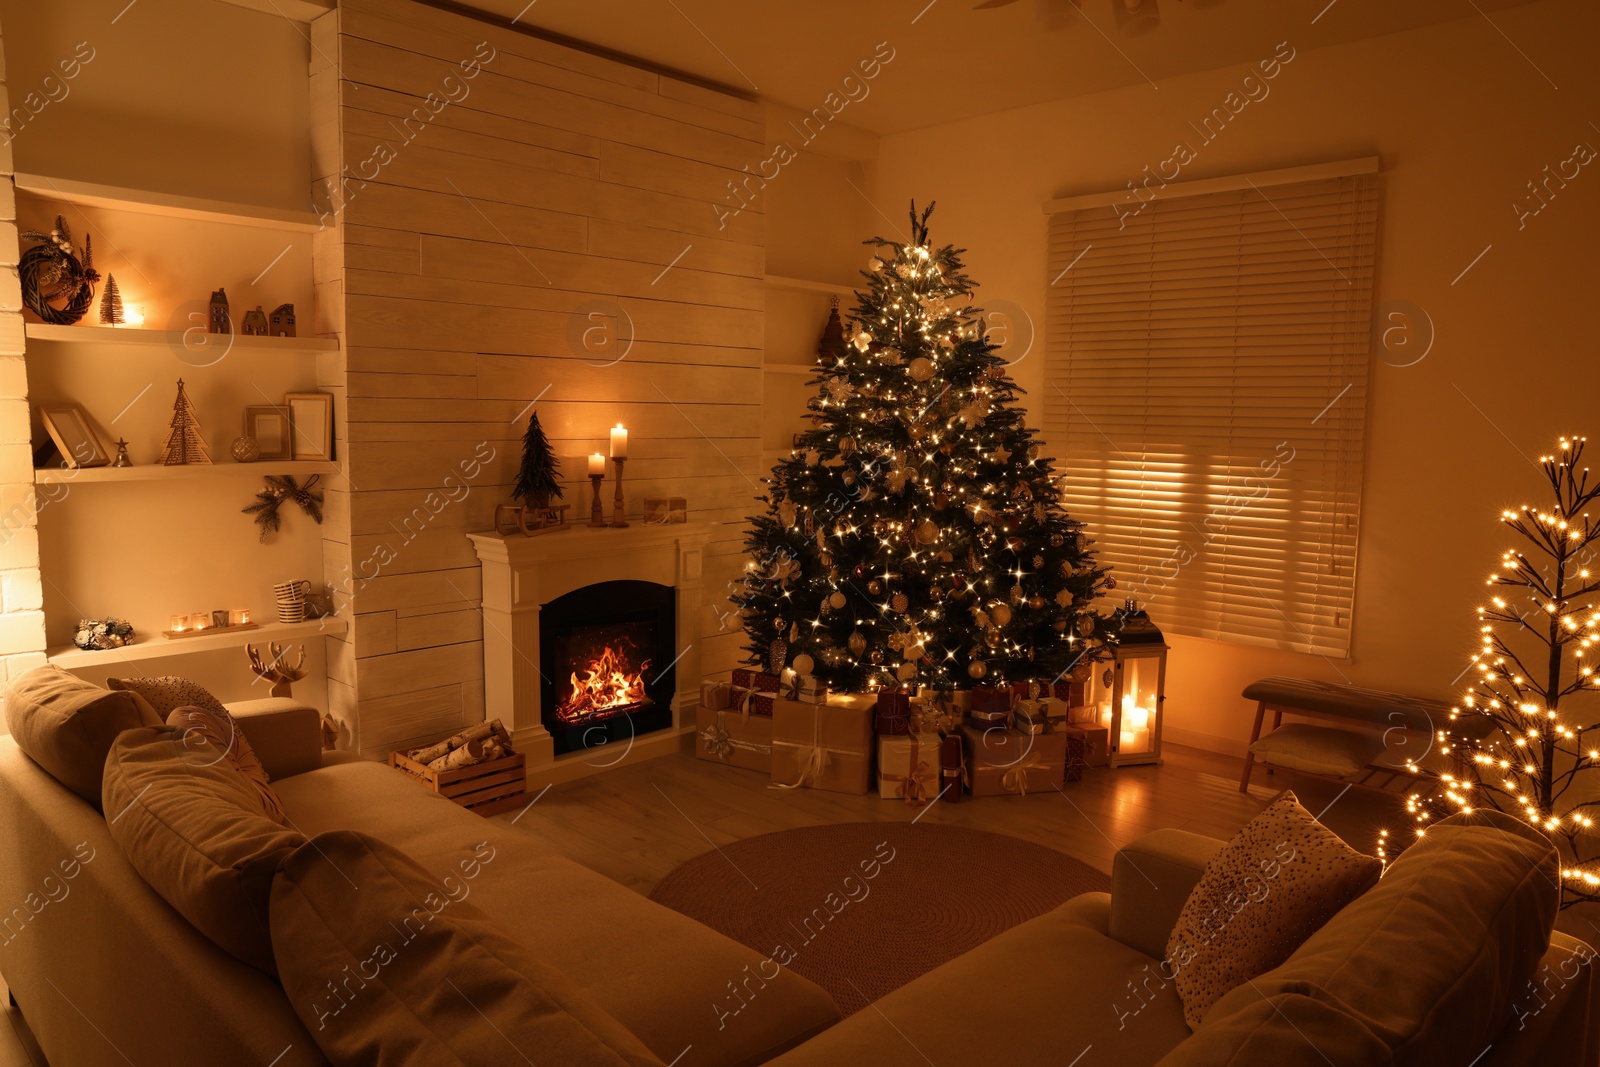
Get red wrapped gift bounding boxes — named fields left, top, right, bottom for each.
left=1064, top=727, right=1088, bottom=783
left=730, top=686, right=775, bottom=718
left=939, top=734, right=964, bottom=803
left=1050, top=680, right=1088, bottom=706
left=874, top=690, right=912, bottom=736
left=970, top=685, right=1012, bottom=714
left=731, top=668, right=781, bottom=694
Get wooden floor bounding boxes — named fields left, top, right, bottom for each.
left=492, top=740, right=1405, bottom=896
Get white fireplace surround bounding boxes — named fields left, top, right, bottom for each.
left=467, top=523, right=713, bottom=783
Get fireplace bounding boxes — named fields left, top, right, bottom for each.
left=539, top=580, right=675, bottom=755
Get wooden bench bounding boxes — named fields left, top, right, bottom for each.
left=1237, top=677, right=1487, bottom=794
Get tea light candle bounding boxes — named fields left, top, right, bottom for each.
left=609, top=424, right=628, bottom=459
left=190, top=613, right=212, bottom=631
left=587, top=452, right=605, bottom=477
left=170, top=615, right=188, bottom=633
left=230, top=609, right=251, bottom=626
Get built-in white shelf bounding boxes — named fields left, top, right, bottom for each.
left=47, top=617, right=347, bottom=668
left=35, top=461, right=339, bottom=485
left=15, top=172, right=323, bottom=233
left=764, top=274, right=857, bottom=297
left=24, top=322, right=337, bottom=354
left=214, top=0, right=334, bottom=21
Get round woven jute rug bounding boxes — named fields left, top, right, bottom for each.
left=649, top=821, right=1110, bottom=1016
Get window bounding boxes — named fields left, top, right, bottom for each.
left=1042, top=159, right=1380, bottom=657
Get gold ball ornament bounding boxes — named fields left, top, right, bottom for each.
left=991, top=603, right=1013, bottom=627
left=908, top=357, right=934, bottom=381
left=791, top=653, right=815, bottom=675
left=870, top=650, right=884, bottom=664
left=1051, top=617, right=1069, bottom=632
left=1027, top=594, right=1046, bottom=611
left=967, top=659, right=988, bottom=679
left=868, top=579, right=882, bottom=595
left=984, top=629, right=1001, bottom=648
left=829, top=591, right=847, bottom=609
left=916, top=519, right=939, bottom=544
left=848, top=631, right=867, bottom=655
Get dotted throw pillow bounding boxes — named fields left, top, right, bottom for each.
left=108, top=675, right=229, bottom=717
left=1166, top=791, right=1381, bottom=1029
left=165, top=706, right=287, bottom=826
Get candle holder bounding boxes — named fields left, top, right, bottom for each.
left=589, top=473, right=607, bottom=527
left=610, top=457, right=629, bottom=528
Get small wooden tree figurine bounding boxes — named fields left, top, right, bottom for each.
left=99, top=274, right=125, bottom=325
left=159, top=379, right=212, bottom=465
left=512, top=411, right=563, bottom=508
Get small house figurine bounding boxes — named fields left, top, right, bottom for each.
left=208, top=289, right=230, bottom=334
left=269, top=303, right=296, bottom=337
left=240, top=306, right=269, bottom=337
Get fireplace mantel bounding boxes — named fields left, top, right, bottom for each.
left=467, top=524, right=713, bottom=782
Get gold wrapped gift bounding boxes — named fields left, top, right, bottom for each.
left=876, top=732, right=940, bottom=805
left=963, top=726, right=1069, bottom=797
left=770, top=697, right=872, bottom=795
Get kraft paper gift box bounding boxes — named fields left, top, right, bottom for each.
left=1014, top=698, right=1071, bottom=734
left=826, top=692, right=876, bottom=712
left=962, top=725, right=1068, bottom=797
left=770, top=697, right=873, bottom=795
left=1068, top=703, right=1101, bottom=725
left=696, top=705, right=772, bottom=774
left=876, top=732, right=940, bottom=804
left=1072, top=722, right=1110, bottom=767
left=700, top=681, right=733, bottom=711
left=779, top=670, right=827, bottom=704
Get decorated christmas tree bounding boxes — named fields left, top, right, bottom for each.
left=1401, top=436, right=1600, bottom=904
left=732, top=204, right=1118, bottom=692
left=511, top=410, right=563, bottom=507
left=159, top=379, right=211, bottom=465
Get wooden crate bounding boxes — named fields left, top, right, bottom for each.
left=388, top=748, right=528, bottom=817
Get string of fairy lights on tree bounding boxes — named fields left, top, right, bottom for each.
left=1392, top=436, right=1600, bottom=906
left=732, top=203, right=1119, bottom=693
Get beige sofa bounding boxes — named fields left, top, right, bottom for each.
left=0, top=700, right=839, bottom=1067
left=2, top=696, right=1594, bottom=1066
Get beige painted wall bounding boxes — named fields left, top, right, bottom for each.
left=869, top=0, right=1600, bottom=753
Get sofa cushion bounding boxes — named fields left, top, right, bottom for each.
left=165, top=706, right=286, bottom=824
left=102, top=726, right=303, bottom=975
left=1168, top=791, right=1381, bottom=1028
left=4, top=664, right=161, bottom=809
left=1248, top=723, right=1386, bottom=778
left=272, top=829, right=664, bottom=1067
left=274, top=760, right=841, bottom=1067
left=108, top=674, right=228, bottom=716
left=1156, top=990, right=1393, bottom=1066
left=1201, top=809, right=1558, bottom=1066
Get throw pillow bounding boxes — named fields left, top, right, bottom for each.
left=102, top=726, right=304, bottom=975
left=272, top=829, right=665, bottom=1067
left=1166, top=791, right=1381, bottom=1029
left=165, top=706, right=287, bottom=825
left=3, top=664, right=162, bottom=809
left=1248, top=723, right=1387, bottom=778
left=1199, top=810, right=1558, bottom=1067
left=108, top=675, right=229, bottom=717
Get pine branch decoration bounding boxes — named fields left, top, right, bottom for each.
left=242, top=475, right=324, bottom=542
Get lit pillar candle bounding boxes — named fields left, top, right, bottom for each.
left=609, top=424, right=628, bottom=459
left=588, top=452, right=606, bottom=477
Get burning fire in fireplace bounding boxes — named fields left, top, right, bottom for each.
left=558, top=643, right=653, bottom=723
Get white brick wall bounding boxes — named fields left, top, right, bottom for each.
left=0, top=34, right=46, bottom=714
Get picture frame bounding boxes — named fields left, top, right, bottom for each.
left=38, top=404, right=111, bottom=468
left=284, top=391, right=334, bottom=461
left=244, top=405, right=294, bottom=461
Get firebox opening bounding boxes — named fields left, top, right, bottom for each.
left=539, top=579, right=675, bottom=755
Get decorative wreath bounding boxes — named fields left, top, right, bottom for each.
left=19, top=216, right=99, bottom=326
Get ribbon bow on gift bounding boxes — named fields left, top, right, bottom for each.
left=896, top=760, right=932, bottom=806
left=700, top=722, right=734, bottom=761
left=772, top=744, right=831, bottom=790
left=1000, top=753, right=1044, bottom=796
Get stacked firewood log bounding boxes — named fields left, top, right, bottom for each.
left=406, top=719, right=514, bottom=773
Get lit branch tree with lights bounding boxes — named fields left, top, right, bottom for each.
left=731, top=204, right=1119, bottom=693
left=1403, top=436, right=1600, bottom=906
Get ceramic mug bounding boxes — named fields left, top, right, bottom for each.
left=274, top=579, right=313, bottom=623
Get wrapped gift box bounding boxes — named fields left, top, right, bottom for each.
left=779, top=670, right=826, bottom=704
left=731, top=668, right=781, bottom=694
left=1064, top=728, right=1088, bottom=783
left=731, top=687, right=775, bottom=717
left=1050, top=680, right=1088, bottom=706
left=1068, top=703, right=1100, bottom=725
left=1072, top=722, right=1110, bottom=767
left=940, top=734, right=965, bottom=802
left=695, top=706, right=772, bottom=773
left=970, top=685, right=1012, bottom=714
left=1014, top=698, right=1071, bottom=734
left=874, top=691, right=913, bottom=736
left=962, top=725, right=1068, bottom=797
left=771, top=697, right=873, bottom=795
left=826, top=692, right=876, bottom=712
left=876, top=731, right=940, bottom=804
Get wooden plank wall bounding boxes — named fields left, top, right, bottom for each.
left=310, top=0, right=764, bottom=758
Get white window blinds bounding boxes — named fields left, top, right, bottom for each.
left=1042, top=159, right=1380, bottom=658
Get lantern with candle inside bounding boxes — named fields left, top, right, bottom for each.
left=1085, top=599, right=1167, bottom=767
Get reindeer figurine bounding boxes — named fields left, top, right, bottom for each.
left=246, top=641, right=307, bottom=698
